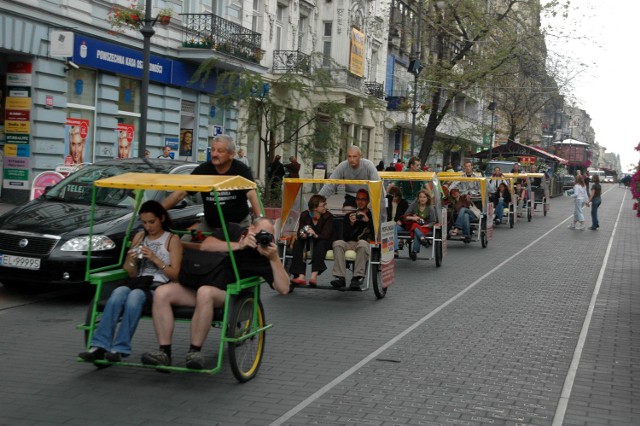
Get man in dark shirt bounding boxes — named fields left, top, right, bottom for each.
left=162, top=134, right=261, bottom=229
left=141, top=218, right=289, bottom=369
left=330, top=189, right=375, bottom=290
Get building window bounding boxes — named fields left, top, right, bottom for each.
left=66, top=68, right=96, bottom=106
left=118, top=77, right=140, bottom=114
left=360, top=127, right=371, bottom=158
left=276, top=4, right=287, bottom=50
left=323, top=21, right=332, bottom=67
left=298, top=16, right=307, bottom=52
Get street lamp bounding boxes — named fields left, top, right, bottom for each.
left=408, top=0, right=425, bottom=155
left=137, top=0, right=160, bottom=157
left=487, top=100, right=496, bottom=149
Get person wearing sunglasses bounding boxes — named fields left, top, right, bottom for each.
left=330, top=189, right=374, bottom=291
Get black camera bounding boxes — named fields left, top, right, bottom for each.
left=299, top=225, right=312, bottom=237
left=255, top=230, right=273, bottom=247
left=417, top=218, right=425, bottom=226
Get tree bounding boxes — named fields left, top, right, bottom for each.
left=415, top=0, right=570, bottom=164
left=193, top=55, right=384, bottom=205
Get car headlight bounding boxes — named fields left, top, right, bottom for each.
left=60, top=235, right=117, bottom=252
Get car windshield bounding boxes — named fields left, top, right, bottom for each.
left=42, top=163, right=153, bottom=207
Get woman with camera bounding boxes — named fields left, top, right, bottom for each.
left=79, top=200, right=182, bottom=363
left=290, top=194, right=334, bottom=286
left=401, top=190, right=437, bottom=261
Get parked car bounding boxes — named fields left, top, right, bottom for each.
left=0, top=159, right=202, bottom=288
left=561, top=174, right=575, bottom=189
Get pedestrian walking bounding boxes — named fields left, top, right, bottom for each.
left=568, top=174, right=589, bottom=230
left=588, top=174, right=601, bottom=230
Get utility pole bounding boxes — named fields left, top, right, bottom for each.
left=408, top=0, right=424, bottom=156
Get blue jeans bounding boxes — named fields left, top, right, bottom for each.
left=412, top=227, right=426, bottom=253
left=454, top=207, right=477, bottom=237
left=494, top=200, right=505, bottom=221
left=591, top=196, right=601, bottom=228
left=394, top=223, right=403, bottom=250
left=90, top=286, right=148, bottom=355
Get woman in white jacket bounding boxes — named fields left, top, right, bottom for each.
left=569, top=174, right=590, bottom=230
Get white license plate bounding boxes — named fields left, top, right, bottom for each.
left=0, top=254, right=41, bottom=270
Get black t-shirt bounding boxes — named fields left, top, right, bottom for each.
left=191, top=160, right=254, bottom=228
left=209, top=224, right=274, bottom=289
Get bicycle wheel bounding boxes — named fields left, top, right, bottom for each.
left=371, top=262, right=385, bottom=299
left=435, top=230, right=443, bottom=267
left=228, top=292, right=265, bottom=382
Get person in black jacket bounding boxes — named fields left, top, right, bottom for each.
left=330, top=189, right=374, bottom=290
left=492, top=182, right=512, bottom=225
left=386, top=185, right=409, bottom=257
left=268, top=155, right=286, bottom=188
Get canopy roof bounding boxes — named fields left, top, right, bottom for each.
left=94, top=173, right=257, bottom=191
left=474, top=141, right=568, bottom=165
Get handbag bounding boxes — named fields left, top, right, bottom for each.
left=178, top=248, right=227, bottom=290
left=124, top=275, right=154, bottom=291
left=469, top=203, right=482, bottom=217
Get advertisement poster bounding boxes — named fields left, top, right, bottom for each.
left=179, top=128, right=193, bottom=157
left=380, top=221, right=395, bottom=289
left=115, top=123, right=134, bottom=159
left=30, top=171, right=65, bottom=200
left=64, top=118, right=90, bottom=166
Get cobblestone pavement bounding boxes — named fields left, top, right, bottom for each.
left=0, top=184, right=637, bottom=425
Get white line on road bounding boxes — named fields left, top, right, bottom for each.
left=270, top=203, right=578, bottom=426
left=552, top=188, right=626, bottom=425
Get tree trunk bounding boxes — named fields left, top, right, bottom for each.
left=417, top=89, right=443, bottom=164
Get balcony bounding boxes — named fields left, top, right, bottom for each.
left=181, top=13, right=263, bottom=64
left=273, top=50, right=311, bottom=73
left=364, top=82, right=385, bottom=99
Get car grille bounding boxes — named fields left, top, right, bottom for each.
left=0, top=231, right=60, bottom=256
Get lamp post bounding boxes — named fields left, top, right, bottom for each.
left=408, top=0, right=424, bottom=156
left=487, top=100, right=496, bottom=149
left=138, top=0, right=156, bottom=158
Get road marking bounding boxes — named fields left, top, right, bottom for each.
left=270, top=204, right=577, bottom=426
left=552, top=188, right=625, bottom=425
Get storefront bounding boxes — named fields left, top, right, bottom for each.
left=1, top=14, right=228, bottom=204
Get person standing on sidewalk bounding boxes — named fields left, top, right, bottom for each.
left=569, top=174, right=589, bottom=230
left=588, top=174, right=602, bottom=230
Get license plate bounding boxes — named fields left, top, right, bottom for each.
left=0, top=253, right=41, bottom=270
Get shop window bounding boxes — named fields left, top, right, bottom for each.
left=66, top=69, right=96, bottom=105
left=118, top=77, right=140, bottom=113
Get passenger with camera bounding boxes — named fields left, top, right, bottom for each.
left=290, top=195, right=334, bottom=286
left=141, top=218, right=289, bottom=369
left=330, top=189, right=375, bottom=290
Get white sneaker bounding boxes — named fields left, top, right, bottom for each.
left=576, top=225, right=585, bottom=230
left=568, top=223, right=575, bottom=229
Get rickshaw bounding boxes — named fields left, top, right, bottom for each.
left=528, top=172, right=550, bottom=216
left=487, top=175, right=517, bottom=228
left=378, top=171, right=446, bottom=266
left=277, top=177, right=393, bottom=299
left=437, top=172, right=493, bottom=248
left=504, top=173, right=535, bottom=222
left=77, top=173, right=269, bottom=381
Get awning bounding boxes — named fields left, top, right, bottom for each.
left=474, top=141, right=568, bottom=165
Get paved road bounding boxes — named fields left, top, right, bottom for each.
left=0, top=185, right=637, bottom=425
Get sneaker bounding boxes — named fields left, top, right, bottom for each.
left=186, top=350, right=205, bottom=370
left=349, top=276, right=364, bottom=290
left=78, top=347, right=106, bottom=362
left=330, top=276, right=346, bottom=289
left=105, top=352, right=123, bottom=363
left=141, top=350, right=172, bottom=366
left=409, top=250, right=417, bottom=261
left=567, top=223, right=575, bottom=229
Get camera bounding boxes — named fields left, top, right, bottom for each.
left=417, top=218, right=425, bottom=226
left=354, top=213, right=365, bottom=221
left=255, top=230, right=273, bottom=247
left=134, top=244, right=146, bottom=260
left=300, top=225, right=312, bottom=237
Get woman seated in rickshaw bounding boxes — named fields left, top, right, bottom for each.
left=79, top=200, right=183, bottom=363
left=492, top=182, right=512, bottom=225
left=449, top=191, right=477, bottom=243
left=515, top=180, right=527, bottom=217
left=289, top=194, right=334, bottom=286
left=444, top=186, right=460, bottom=223
left=401, top=189, right=437, bottom=260
left=386, top=185, right=409, bottom=256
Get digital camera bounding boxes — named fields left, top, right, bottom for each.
left=135, top=244, right=146, bottom=260
left=417, top=218, right=425, bottom=226
left=255, top=230, right=273, bottom=247
left=300, top=225, right=312, bottom=236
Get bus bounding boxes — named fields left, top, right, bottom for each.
left=588, top=169, right=605, bottom=181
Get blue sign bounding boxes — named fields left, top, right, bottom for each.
left=72, top=35, right=172, bottom=84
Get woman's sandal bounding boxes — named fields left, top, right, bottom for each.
left=291, top=277, right=307, bottom=286
left=308, top=279, right=318, bottom=287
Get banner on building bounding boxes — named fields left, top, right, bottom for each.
left=65, top=118, right=90, bottom=165
left=349, top=28, right=365, bottom=77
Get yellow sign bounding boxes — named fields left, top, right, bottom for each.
left=5, top=120, right=30, bottom=133
left=5, top=97, right=32, bottom=110
left=4, top=144, right=18, bottom=156
left=349, top=28, right=365, bottom=77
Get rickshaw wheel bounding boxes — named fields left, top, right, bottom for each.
left=435, top=230, right=443, bottom=267
left=228, top=292, right=266, bottom=382
left=527, top=207, right=532, bottom=222
left=543, top=203, right=548, bottom=216
left=371, top=263, right=385, bottom=299
left=509, top=211, right=514, bottom=228
left=480, top=223, right=488, bottom=248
